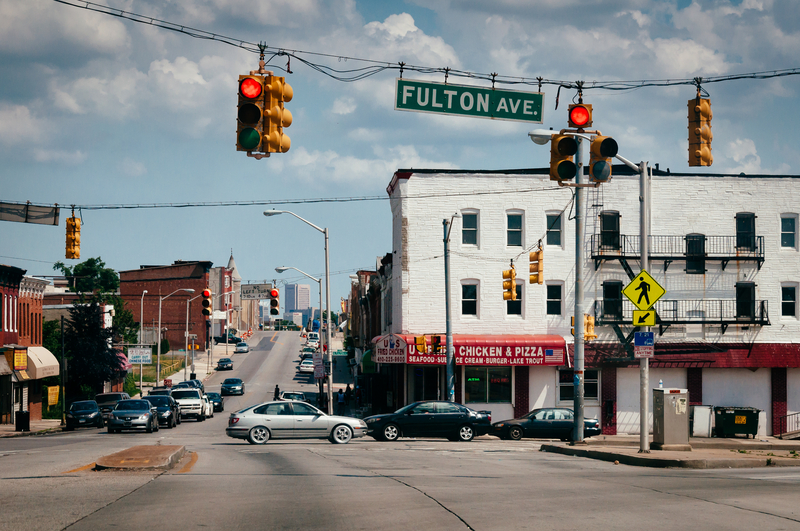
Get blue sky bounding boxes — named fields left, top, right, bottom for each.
left=1, top=0, right=799, bottom=304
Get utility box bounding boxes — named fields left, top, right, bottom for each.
left=652, top=388, right=691, bottom=451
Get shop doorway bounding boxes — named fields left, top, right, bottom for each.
left=412, top=366, right=441, bottom=402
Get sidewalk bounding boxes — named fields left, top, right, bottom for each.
left=0, top=418, right=63, bottom=438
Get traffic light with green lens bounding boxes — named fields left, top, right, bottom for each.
left=688, top=97, right=713, bottom=166
left=588, top=135, right=619, bottom=183
left=237, top=75, right=266, bottom=152
left=264, top=75, right=293, bottom=153
left=550, top=135, right=578, bottom=181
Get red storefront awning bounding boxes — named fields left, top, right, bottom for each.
left=372, top=334, right=567, bottom=367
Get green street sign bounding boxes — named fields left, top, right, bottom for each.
left=395, top=79, right=544, bottom=123
left=332, top=350, right=348, bottom=357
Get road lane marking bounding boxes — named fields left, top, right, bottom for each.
left=63, top=462, right=95, bottom=474
left=177, top=451, right=198, bottom=474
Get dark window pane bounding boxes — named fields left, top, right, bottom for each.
left=585, top=369, right=598, bottom=380
left=507, top=214, right=522, bottom=230
left=547, top=285, right=562, bottom=315
left=559, top=384, right=574, bottom=401
left=686, top=234, right=706, bottom=274
left=546, top=214, right=561, bottom=246
left=488, top=368, right=512, bottom=402
left=462, top=301, right=477, bottom=315
left=736, top=213, right=756, bottom=250
left=546, top=300, right=561, bottom=315
left=462, top=284, right=477, bottom=299
left=465, top=367, right=487, bottom=402
left=600, top=211, right=620, bottom=250
left=782, top=287, right=796, bottom=317
left=585, top=382, right=599, bottom=400
left=507, top=284, right=522, bottom=315
left=462, top=214, right=478, bottom=245
left=736, top=282, right=755, bottom=318
left=507, top=231, right=522, bottom=246
left=602, top=281, right=623, bottom=319
left=782, top=218, right=796, bottom=248
left=462, top=213, right=477, bottom=229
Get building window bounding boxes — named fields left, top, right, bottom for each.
left=507, top=212, right=523, bottom=247
left=558, top=369, right=599, bottom=403
left=782, top=285, right=797, bottom=318
left=462, top=212, right=478, bottom=245
left=686, top=233, right=706, bottom=274
left=546, top=284, right=562, bottom=315
left=736, top=212, right=756, bottom=251
left=464, top=367, right=512, bottom=403
left=736, top=282, right=756, bottom=319
left=546, top=213, right=562, bottom=246
left=600, top=211, right=620, bottom=250
left=602, top=281, right=623, bottom=319
left=507, top=282, right=523, bottom=316
left=781, top=215, right=797, bottom=249
left=462, top=283, right=478, bottom=316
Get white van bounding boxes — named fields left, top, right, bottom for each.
left=306, top=332, right=320, bottom=343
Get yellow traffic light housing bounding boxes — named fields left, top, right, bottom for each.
left=415, top=335, right=427, bottom=354
left=264, top=75, right=293, bottom=153
left=65, top=216, right=81, bottom=259
left=584, top=314, right=597, bottom=341
left=568, top=103, right=593, bottom=129
left=570, top=316, right=575, bottom=337
left=688, top=97, right=713, bottom=166
left=237, top=75, right=266, bottom=152
left=588, top=135, right=618, bottom=183
left=550, top=135, right=578, bottom=181
left=202, top=288, right=212, bottom=317
left=529, top=249, right=543, bottom=284
left=502, top=266, right=517, bottom=301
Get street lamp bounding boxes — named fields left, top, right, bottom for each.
left=139, top=290, right=148, bottom=345
left=443, top=212, right=461, bottom=402
left=265, top=209, right=333, bottom=414
left=157, top=288, right=195, bottom=387
left=185, top=293, right=203, bottom=380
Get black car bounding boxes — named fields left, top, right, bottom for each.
left=206, top=392, right=224, bottom=412
left=364, top=401, right=492, bottom=442
left=148, top=387, right=172, bottom=396
left=143, top=395, right=181, bottom=428
left=217, top=358, right=233, bottom=371
left=221, top=378, right=245, bottom=396
left=490, top=407, right=601, bottom=441
left=65, top=400, right=104, bottom=430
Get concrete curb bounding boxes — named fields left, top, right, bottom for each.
left=0, top=426, right=64, bottom=438
left=95, top=445, right=186, bottom=471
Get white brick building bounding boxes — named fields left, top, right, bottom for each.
left=378, top=167, right=800, bottom=436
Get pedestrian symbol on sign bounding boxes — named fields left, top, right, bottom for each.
left=634, top=276, right=651, bottom=306
left=623, top=269, right=666, bottom=311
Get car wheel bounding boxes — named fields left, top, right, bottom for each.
left=457, top=425, right=475, bottom=442
left=382, top=423, right=400, bottom=441
left=330, top=424, right=353, bottom=444
left=199, top=413, right=206, bottom=422
left=248, top=426, right=270, bottom=445
left=177, top=415, right=181, bottom=425
left=146, top=420, right=153, bottom=433
left=508, top=426, right=523, bottom=441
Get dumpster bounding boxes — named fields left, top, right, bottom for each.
left=714, top=406, right=760, bottom=438
left=15, top=410, right=30, bottom=432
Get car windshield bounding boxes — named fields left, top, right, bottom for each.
left=223, top=379, right=242, bottom=384
left=95, top=394, right=125, bottom=404
left=207, top=393, right=221, bottom=399
left=144, top=397, right=169, bottom=407
left=115, top=401, right=150, bottom=411
left=394, top=403, right=417, bottom=414
left=171, top=390, right=201, bottom=399
left=236, top=343, right=247, bottom=347
left=70, top=402, right=97, bottom=412
left=219, top=358, right=231, bottom=363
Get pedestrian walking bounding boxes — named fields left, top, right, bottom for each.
left=355, top=386, right=362, bottom=408
left=344, top=384, right=353, bottom=406
left=337, top=388, right=346, bottom=415
left=273, top=384, right=280, bottom=401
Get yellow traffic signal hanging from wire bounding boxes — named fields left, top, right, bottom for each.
left=529, top=247, right=543, bottom=284
left=550, top=135, right=578, bottom=181
left=502, top=263, right=517, bottom=301
left=65, top=214, right=81, bottom=259
left=688, top=94, right=712, bottom=166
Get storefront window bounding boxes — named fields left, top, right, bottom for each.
left=558, top=369, right=599, bottom=402
left=464, top=367, right=512, bottom=403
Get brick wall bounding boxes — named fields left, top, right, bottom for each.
left=514, top=367, right=529, bottom=418
left=772, top=367, right=787, bottom=435
left=601, top=367, right=617, bottom=434
left=687, top=367, right=703, bottom=405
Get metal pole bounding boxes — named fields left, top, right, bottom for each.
left=157, top=291, right=162, bottom=387
left=139, top=291, right=146, bottom=395
left=639, top=161, right=651, bottom=453
left=573, top=137, right=585, bottom=444
left=443, top=219, right=455, bottom=402
left=60, top=315, right=65, bottom=426
left=185, top=299, right=189, bottom=381
left=324, top=227, right=333, bottom=415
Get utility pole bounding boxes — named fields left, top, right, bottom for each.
left=573, top=137, right=585, bottom=444
left=639, top=161, right=651, bottom=453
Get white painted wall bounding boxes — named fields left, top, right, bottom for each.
left=529, top=366, right=557, bottom=410
left=703, top=368, right=772, bottom=434
left=789, top=368, right=800, bottom=415
left=616, top=368, right=687, bottom=434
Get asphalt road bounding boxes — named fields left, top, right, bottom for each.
left=3, top=331, right=800, bottom=530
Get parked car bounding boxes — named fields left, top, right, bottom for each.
left=490, top=408, right=601, bottom=441
left=298, top=359, right=315, bottom=373
left=214, top=334, right=242, bottom=344
left=148, top=387, right=172, bottom=396
left=234, top=342, right=249, bottom=353
left=226, top=400, right=368, bottom=444
left=203, top=395, right=214, bottom=418
left=305, top=339, right=320, bottom=350
left=190, top=379, right=205, bottom=394
left=221, top=378, right=245, bottom=396
left=143, top=395, right=181, bottom=428
left=65, top=400, right=104, bottom=430
left=172, top=382, right=192, bottom=389
left=279, top=391, right=307, bottom=402
left=299, top=352, right=314, bottom=361
left=107, top=399, right=159, bottom=433
left=217, top=358, right=233, bottom=371
left=171, top=388, right=206, bottom=421
left=95, top=392, right=131, bottom=420
left=364, top=401, right=492, bottom=442
left=300, top=346, right=317, bottom=354
left=207, top=392, right=224, bottom=412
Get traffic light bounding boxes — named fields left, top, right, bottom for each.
left=568, top=103, right=592, bottom=129
left=502, top=266, right=517, bottom=301
left=237, top=75, right=266, bottom=152
left=688, top=97, right=713, bottom=166
left=529, top=249, right=543, bottom=284
left=415, top=335, right=427, bottom=354
left=584, top=314, right=597, bottom=341
left=202, top=289, right=212, bottom=317
left=431, top=335, right=442, bottom=354
left=550, top=134, right=578, bottom=181
left=263, top=75, right=293, bottom=153
left=588, top=135, right=618, bottom=183
left=65, top=216, right=81, bottom=259
left=269, top=288, right=280, bottom=316
left=571, top=316, right=575, bottom=337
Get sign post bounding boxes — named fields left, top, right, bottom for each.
left=128, top=347, right=152, bottom=395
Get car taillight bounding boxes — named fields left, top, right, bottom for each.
left=229, top=417, right=239, bottom=426
left=488, top=414, right=491, bottom=423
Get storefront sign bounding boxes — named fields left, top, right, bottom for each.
left=14, top=348, right=27, bottom=371
left=128, top=348, right=152, bottom=364
left=48, top=385, right=59, bottom=406
left=374, top=334, right=407, bottom=364
left=456, top=345, right=564, bottom=366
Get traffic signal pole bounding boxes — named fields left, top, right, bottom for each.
left=573, top=137, right=585, bottom=445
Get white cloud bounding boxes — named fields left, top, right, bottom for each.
left=332, top=97, right=357, bottom=115
left=120, top=157, right=147, bottom=177
left=33, top=149, right=87, bottom=165
left=0, top=105, right=45, bottom=145
left=349, top=128, right=383, bottom=142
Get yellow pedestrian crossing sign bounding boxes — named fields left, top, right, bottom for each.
left=623, top=270, right=665, bottom=311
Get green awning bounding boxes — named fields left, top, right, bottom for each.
left=361, top=349, right=376, bottom=374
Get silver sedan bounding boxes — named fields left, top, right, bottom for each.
left=225, top=400, right=367, bottom=444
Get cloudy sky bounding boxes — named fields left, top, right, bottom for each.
left=1, top=0, right=798, bottom=305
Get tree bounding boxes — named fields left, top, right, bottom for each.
left=107, top=295, right=139, bottom=346
left=53, top=257, right=119, bottom=293
left=64, top=299, right=123, bottom=398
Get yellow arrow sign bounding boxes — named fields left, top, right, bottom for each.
left=632, top=310, right=656, bottom=327
left=623, top=269, right=666, bottom=311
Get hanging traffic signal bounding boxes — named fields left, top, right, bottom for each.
left=263, top=75, right=293, bottom=153
left=571, top=316, right=575, bottom=337
left=237, top=75, right=266, bottom=152
left=65, top=216, right=81, bottom=259
left=584, top=314, right=597, bottom=341
left=568, top=103, right=592, bottom=129
left=688, top=97, right=713, bottom=166
left=502, top=266, right=517, bottom=301
left=529, top=249, right=543, bottom=284
left=431, top=335, right=442, bottom=354
left=269, top=288, right=280, bottom=316
left=415, top=335, right=427, bottom=354
left=588, top=135, right=619, bottom=183
left=550, top=135, right=578, bottom=181
left=202, top=289, right=212, bottom=317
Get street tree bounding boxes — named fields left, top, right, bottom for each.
left=53, top=257, right=119, bottom=293
left=64, top=299, right=123, bottom=398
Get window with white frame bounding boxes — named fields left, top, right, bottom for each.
left=546, top=213, right=562, bottom=246
left=546, top=283, right=562, bottom=315
left=461, top=211, right=478, bottom=246
left=781, top=214, right=797, bottom=249
left=507, top=212, right=523, bottom=247
left=782, top=284, right=797, bottom=318
left=507, top=281, right=523, bottom=316
left=461, top=282, right=478, bottom=316
left=558, top=369, right=600, bottom=403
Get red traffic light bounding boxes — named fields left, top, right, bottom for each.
left=269, top=289, right=279, bottom=298
left=202, top=288, right=212, bottom=298
left=568, top=104, right=592, bottom=128
left=239, top=77, right=263, bottom=99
